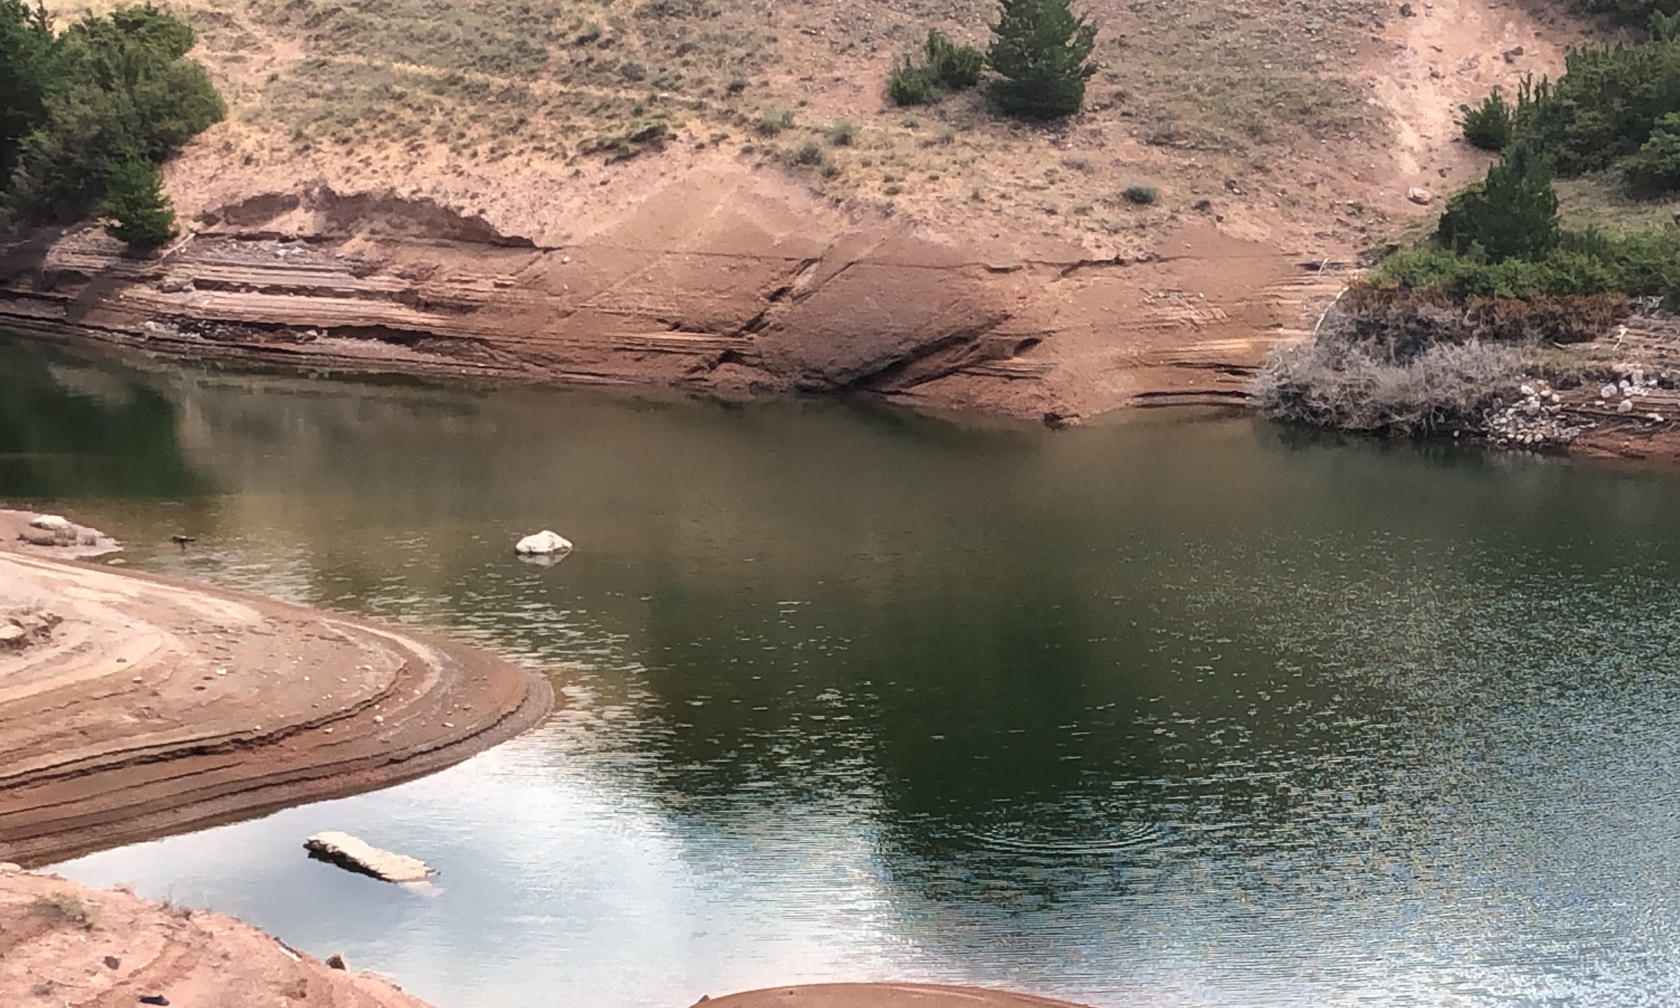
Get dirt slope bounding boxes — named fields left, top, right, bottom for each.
left=0, top=866, right=433, bottom=1008
left=0, top=0, right=1585, bottom=421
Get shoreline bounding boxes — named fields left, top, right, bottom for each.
left=0, top=514, right=554, bottom=867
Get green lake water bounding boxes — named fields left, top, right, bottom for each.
left=6, top=332, right=1680, bottom=1007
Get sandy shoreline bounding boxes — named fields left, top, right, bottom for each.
left=1, top=860, right=1099, bottom=1008
left=0, top=512, right=553, bottom=867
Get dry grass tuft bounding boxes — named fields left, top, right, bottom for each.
left=29, top=891, right=95, bottom=929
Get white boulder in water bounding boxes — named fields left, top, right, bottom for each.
left=305, top=831, right=433, bottom=883
left=514, top=530, right=572, bottom=556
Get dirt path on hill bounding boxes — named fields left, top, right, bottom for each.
left=1366, top=0, right=1590, bottom=216
left=0, top=511, right=553, bottom=867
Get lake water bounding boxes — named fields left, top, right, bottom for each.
left=7, top=332, right=1680, bottom=1007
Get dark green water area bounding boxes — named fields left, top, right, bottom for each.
left=6, top=331, right=1680, bottom=1007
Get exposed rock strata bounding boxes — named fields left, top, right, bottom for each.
left=0, top=180, right=1341, bottom=423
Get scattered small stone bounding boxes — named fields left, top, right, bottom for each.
left=1406, top=187, right=1433, bottom=205
left=326, top=953, right=349, bottom=971
left=1619, top=399, right=1634, bottom=413
left=0, top=862, right=22, bottom=873
left=1503, top=46, right=1524, bottom=63
left=1399, top=2, right=1416, bottom=14
left=104, top=955, right=121, bottom=969
left=1601, top=384, right=1618, bottom=399
left=140, top=997, right=170, bottom=1006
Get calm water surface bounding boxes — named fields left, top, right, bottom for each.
left=6, top=333, right=1680, bottom=1007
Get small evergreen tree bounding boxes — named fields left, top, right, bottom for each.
left=100, top=155, right=174, bottom=249
left=1459, top=89, right=1512, bottom=151
left=888, top=56, right=941, bottom=106
left=925, top=30, right=983, bottom=89
left=1435, top=144, right=1560, bottom=263
left=1620, top=111, right=1680, bottom=193
left=9, top=3, right=223, bottom=222
left=986, top=0, right=1097, bottom=119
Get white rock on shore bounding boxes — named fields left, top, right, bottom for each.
left=9, top=511, right=121, bottom=555
left=304, top=831, right=434, bottom=883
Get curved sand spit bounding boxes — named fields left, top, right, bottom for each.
left=0, top=541, right=553, bottom=867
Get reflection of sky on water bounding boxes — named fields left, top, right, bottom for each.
left=13, top=332, right=1680, bottom=1006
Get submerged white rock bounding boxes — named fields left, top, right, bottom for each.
left=305, top=831, right=433, bottom=883
left=514, top=530, right=573, bottom=556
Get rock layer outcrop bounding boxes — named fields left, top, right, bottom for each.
left=0, top=176, right=1343, bottom=423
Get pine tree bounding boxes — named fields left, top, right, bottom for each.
left=100, top=156, right=175, bottom=250
left=1435, top=144, right=1560, bottom=263
left=986, top=0, right=1098, bottom=120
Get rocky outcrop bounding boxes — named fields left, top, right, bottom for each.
left=0, top=176, right=1331, bottom=423
left=6, top=512, right=120, bottom=557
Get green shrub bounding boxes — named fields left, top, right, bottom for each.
left=794, top=140, right=823, bottom=165
left=1572, top=0, right=1680, bottom=24
left=827, top=121, right=857, bottom=146
left=1435, top=145, right=1559, bottom=263
left=755, top=110, right=794, bottom=135
left=1508, top=40, right=1680, bottom=184
left=100, top=155, right=174, bottom=249
left=888, top=57, right=941, bottom=106
left=1459, top=89, right=1512, bottom=151
left=1374, top=225, right=1680, bottom=303
left=1619, top=110, right=1680, bottom=193
left=925, top=29, right=983, bottom=89
left=0, top=0, right=60, bottom=190
left=7, top=4, right=223, bottom=222
left=1122, top=183, right=1157, bottom=204
left=986, top=0, right=1098, bottom=119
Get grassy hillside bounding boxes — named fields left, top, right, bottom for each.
left=44, top=0, right=1400, bottom=252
